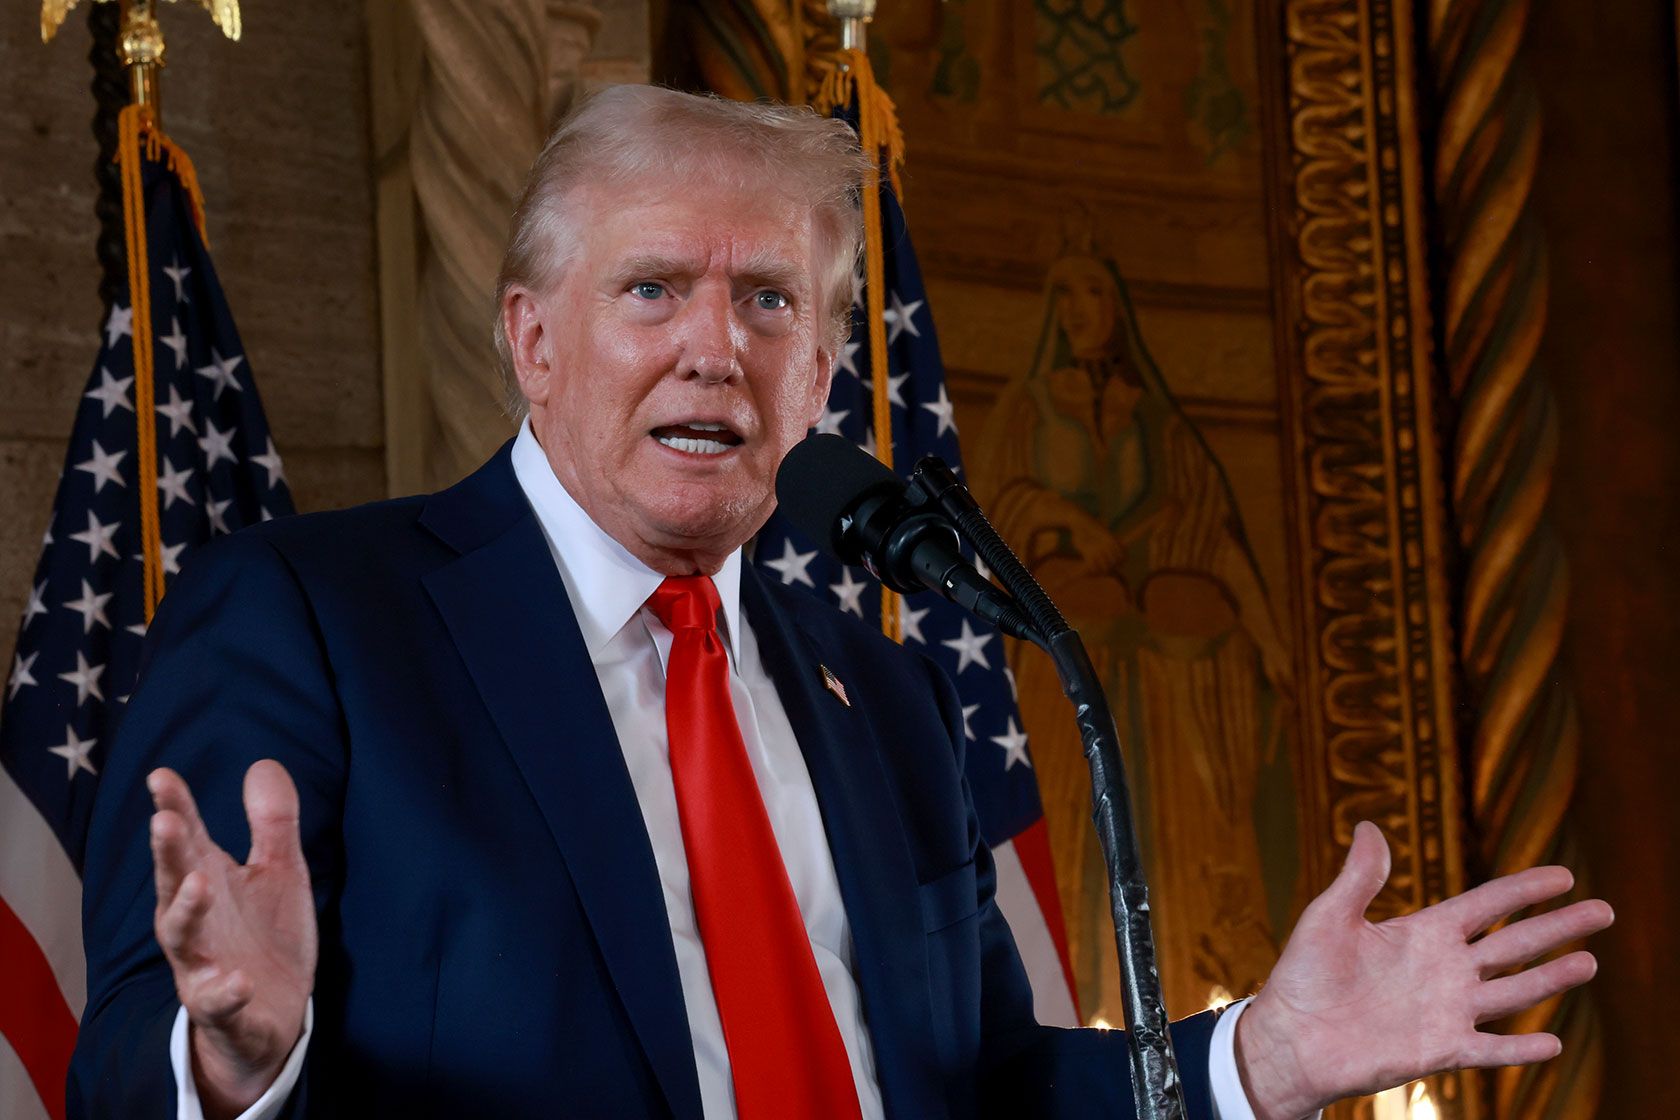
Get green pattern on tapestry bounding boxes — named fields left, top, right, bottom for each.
left=931, top=0, right=981, bottom=103
left=1035, top=0, right=1139, bottom=115
left=1184, top=0, right=1251, bottom=163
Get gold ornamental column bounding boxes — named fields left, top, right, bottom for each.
left=1428, top=0, right=1602, bottom=1116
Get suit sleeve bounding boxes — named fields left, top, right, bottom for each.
left=68, top=532, right=347, bottom=1119
left=912, top=654, right=1221, bottom=1119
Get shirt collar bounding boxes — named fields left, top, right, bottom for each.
left=510, top=418, right=743, bottom=663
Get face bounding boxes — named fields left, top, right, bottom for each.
left=1051, top=257, right=1119, bottom=358
left=504, top=175, right=834, bottom=575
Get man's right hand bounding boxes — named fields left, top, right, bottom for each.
left=149, top=760, right=317, bottom=1119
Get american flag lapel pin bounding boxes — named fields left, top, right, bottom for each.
left=820, top=664, right=851, bottom=707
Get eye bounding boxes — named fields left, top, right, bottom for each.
left=755, top=290, right=789, bottom=311
left=630, top=281, right=665, bottom=301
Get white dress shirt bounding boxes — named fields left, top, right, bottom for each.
left=171, top=420, right=1279, bottom=1120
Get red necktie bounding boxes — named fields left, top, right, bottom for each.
left=648, top=576, right=864, bottom=1120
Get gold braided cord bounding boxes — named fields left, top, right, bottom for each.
left=814, top=50, right=904, bottom=642
left=118, top=105, right=166, bottom=621
left=1429, top=2, right=1601, bottom=1116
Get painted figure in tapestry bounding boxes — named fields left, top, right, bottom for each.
left=974, top=245, right=1297, bottom=1023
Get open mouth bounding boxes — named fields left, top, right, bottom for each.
left=651, top=421, right=744, bottom=456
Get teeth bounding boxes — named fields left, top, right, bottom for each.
left=658, top=436, right=731, bottom=455
left=687, top=422, right=729, bottom=432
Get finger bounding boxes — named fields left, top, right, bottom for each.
left=156, top=868, right=214, bottom=962
left=147, top=767, right=209, bottom=842
left=1475, top=951, right=1598, bottom=1023
left=149, top=808, right=193, bottom=909
left=1474, top=899, right=1615, bottom=976
left=1311, top=820, right=1391, bottom=923
left=244, top=760, right=304, bottom=869
left=1457, top=1031, right=1562, bottom=1070
left=1438, top=865, right=1575, bottom=938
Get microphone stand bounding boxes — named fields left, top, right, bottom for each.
left=906, top=458, right=1188, bottom=1120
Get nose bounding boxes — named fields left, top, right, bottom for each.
left=677, top=282, right=744, bottom=384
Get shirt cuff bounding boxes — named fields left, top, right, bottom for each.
left=170, top=998, right=313, bottom=1120
left=1206, top=997, right=1321, bottom=1120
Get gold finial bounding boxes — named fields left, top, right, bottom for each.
left=41, top=0, right=242, bottom=46
left=825, top=0, right=877, bottom=54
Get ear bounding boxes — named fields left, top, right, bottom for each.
left=503, top=286, right=552, bottom=407
left=805, top=343, right=836, bottom=430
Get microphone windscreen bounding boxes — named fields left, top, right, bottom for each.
left=774, top=434, right=904, bottom=556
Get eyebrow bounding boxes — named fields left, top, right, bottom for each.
left=609, top=249, right=810, bottom=295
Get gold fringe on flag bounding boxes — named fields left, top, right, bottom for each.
left=814, top=49, right=904, bottom=642
left=117, top=103, right=208, bottom=622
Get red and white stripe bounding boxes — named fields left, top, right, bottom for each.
left=991, top=818, right=1079, bottom=1028
left=0, top=765, right=84, bottom=1120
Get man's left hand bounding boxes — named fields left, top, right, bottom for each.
left=1233, top=821, right=1614, bottom=1120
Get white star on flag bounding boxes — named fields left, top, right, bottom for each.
left=886, top=372, right=911, bottom=408
left=104, top=304, right=133, bottom=348
left=158, top=539, right=187, bottom=576
left=49, top=724, right=99, bottom=779
left=764, top=539, right=818, bottom=588
left=206, top=498, right=233, bottom=535
left=156, top=384, right=198, bottom=437
left=991, top=717, right=1032, bottom=770
left=836, top=340, right=862, bottom=380
left=69, top=510, right=121, bottom=563
left=199, top=420, right=239, bottom=469
left=882, top=290, right=924, bottom=344
left=21, top=580, right=48, bottom=628
left=195, top=348, right=245, bottom=399
left=941, top=619, right=995, bottom=674
left=163, top=258, right=192, bottom=303
left=921, top=383, right=958, bottom=438
left=830, top=566, right=868, bottom=616
left=899, top=598, right=930, bottom=644
left=251, top=438, right=287, bottom=488
left=864, top=372, right=910, bottom=409
left=857, top=428, right=877, bottom=460
left=960, top=702, right=980, bottom=741
left=57, top=651, right=106, bottom=706
left=849, top=269, right=866, bottom=310
left=156, top=457, right=197, bottom=509
left=74, top=439, right=129, bottom=493
left=7, top=651, right=39, bottom=700
left=814, top=406, right=850, bottom=437
left=160, top=317, right=189, bottom=370
left=64, top=579, right=114, bottom=633
left=1004, top=665, right=1018, bottom=702
left=84, top=367, right=135, bottom=418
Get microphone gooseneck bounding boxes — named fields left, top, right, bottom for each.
left=773, top=435, right=1039, bottom=643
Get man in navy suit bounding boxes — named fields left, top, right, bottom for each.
left=69, top=86, right=1611, bottom=1119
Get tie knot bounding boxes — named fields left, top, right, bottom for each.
left=649, top=575, right=723, bottom=633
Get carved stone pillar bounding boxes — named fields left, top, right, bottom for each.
left=369, top=0, right=647, bottom=494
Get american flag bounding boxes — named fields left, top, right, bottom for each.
left=754, top=66, right=1079, bottom=1027
left=0, top=118, right=293, bottom=1120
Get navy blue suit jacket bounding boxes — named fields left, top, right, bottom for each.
left=69, top=443, right=1217, bottom=1117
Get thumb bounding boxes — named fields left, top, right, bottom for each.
left=244, top=759, right=304, bottom=869
left=1319, top=820, right=1391, bottom=923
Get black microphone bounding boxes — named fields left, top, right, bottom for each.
left=774, top=434, right=1039, bottom=643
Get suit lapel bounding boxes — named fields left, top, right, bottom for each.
left=742, top=570, right=948, bottom=1120
left=419, top=449, right=704, bottom=1120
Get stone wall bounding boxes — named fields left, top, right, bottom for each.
left=0, top=3, right=384, bottom=632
